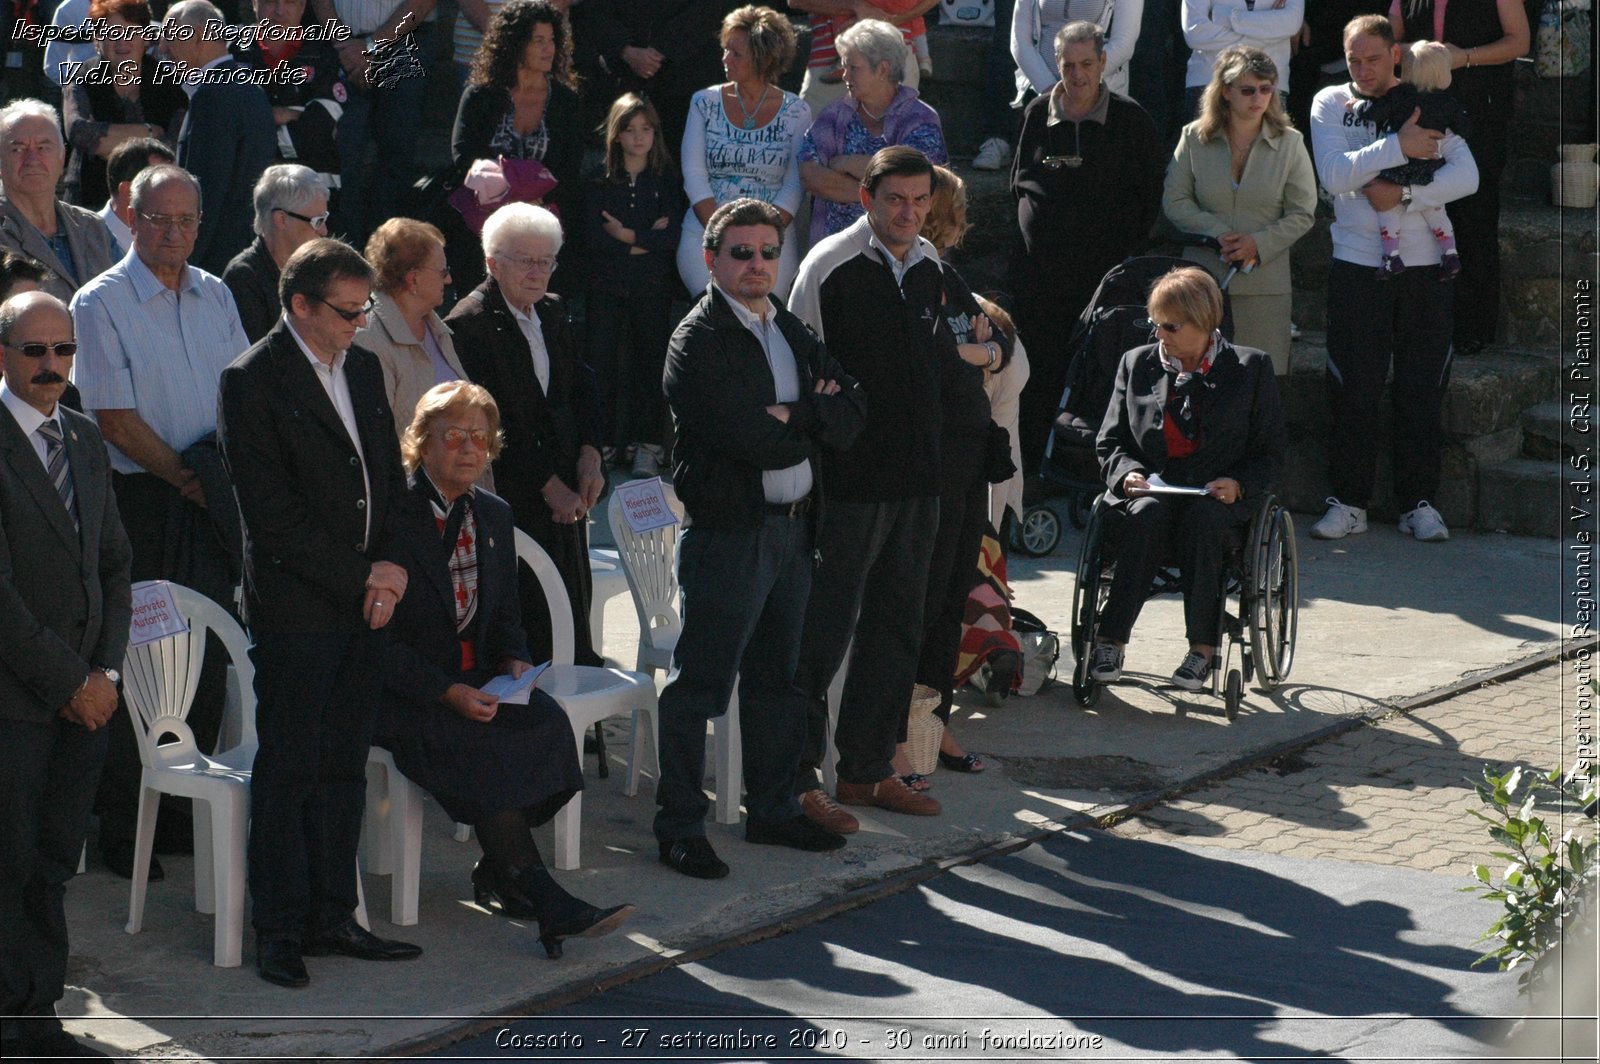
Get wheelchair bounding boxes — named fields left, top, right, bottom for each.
left=1069, top=491, right=1299, bottom=720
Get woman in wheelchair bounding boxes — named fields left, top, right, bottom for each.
left=374, top=382, right=633, bottom=959
left=1089, top=267, right=1285, bottom=690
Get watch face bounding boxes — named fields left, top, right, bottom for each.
left=101, top=668, right=121, bottom=684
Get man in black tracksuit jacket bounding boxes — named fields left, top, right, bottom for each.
left=786, top=146, right=964, bottom=818
left=655, top=198, right=866, bottom=879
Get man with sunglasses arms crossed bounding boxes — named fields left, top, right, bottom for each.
left=655, top=198, right=865, bottom=879
left=71, top=163, right=254, bottom=881
left=218, top=237, right=421, bottom=986
left=0, top=291, right=132, bottom=1060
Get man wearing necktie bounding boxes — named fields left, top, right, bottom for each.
left=0, top=291, right=133, bottom=1060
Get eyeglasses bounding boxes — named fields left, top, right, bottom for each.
left=1145, top=319, right=1186, bottom=334
left=137, top=211, right=201, bottom=232
left=434, top=426, right=491, bottom=450
left=3, top=341, right=77, bottom=358
left=276, top=206, right=330, bottom=231
left=498, top=253, right=558, bottom=275
left=414, top=262, right=451, bottom=278
left=1230, top=83, right=1277, bottom=97
left=725, top=244, right=781, bottom=261
left=316, top=296, right=375, bottom=322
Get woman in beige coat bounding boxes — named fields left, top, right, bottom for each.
left=1162, top=45, right=1316, bottom=376
left=358, top=219, right=474, bottom=435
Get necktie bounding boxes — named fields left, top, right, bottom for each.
left=37, top=419, right=80, bottom=531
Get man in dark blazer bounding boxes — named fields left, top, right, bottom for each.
left=163, top=1, right=277, bottom=276
left=217, top=237, right=421, bottom=988
left=0, top=291, right=132, bottom=1059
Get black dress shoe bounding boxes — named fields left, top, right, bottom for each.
left=100, top=837, right=162, bottom=881
left=746, top=815, right=847, bottom=852
left=304, top=918, right=422, bottom=961
left=658, top=836, right=729, bottom=879
left=256, top=938, right=309, bottom=988
left=537, top=902, right=635, bottom=959
left=470, top=857, right=541, bottom=919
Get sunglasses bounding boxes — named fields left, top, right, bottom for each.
left=1231, top=84, right=1277, bottom=97
left=4, top=341, right=77, bottom=358
left=435, top=426, right=492, bottom=450
left=726, top=244, right=781, bottom=261
left=276, top=206, right=330, bottom=230
left=1145, top=319, right=1186, bottom=334
left=316, top=296, right=375, bottom=322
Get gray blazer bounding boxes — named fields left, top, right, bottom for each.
left=0, top=402, right=133, bottom=722
left=1162, top=121, right=1317, bottom=297
left=0, top=195, right=118, bottom=302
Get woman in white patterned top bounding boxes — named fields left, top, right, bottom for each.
left=676, top=4, right=811, bottom=297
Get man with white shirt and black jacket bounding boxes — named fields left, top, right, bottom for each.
left=655, top=198, right=866, bottom=880
left=786, top=145, right=963, bottom=821
left=1307, top=13, right=1477, bottom=545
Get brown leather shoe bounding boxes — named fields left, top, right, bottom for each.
left=798, top=788, right=859, bottom=834
left=836, top=777, right=941, bottom=816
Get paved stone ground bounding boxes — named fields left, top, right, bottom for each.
left=1113, top=664, right=1576, bottom=879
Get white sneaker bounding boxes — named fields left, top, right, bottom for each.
left=1398, top=501, right=1450, bottom=542
left=972, top=137, right=1012, bottom=171
left=1310, top=497, right=1367, bottom=540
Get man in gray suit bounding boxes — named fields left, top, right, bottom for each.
left=0, top=100, right=118, bottom=302
left=0, top=290, right=133, bottom=1060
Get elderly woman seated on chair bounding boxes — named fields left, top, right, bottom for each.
left=373, top=381, right=632, bottom=959
left=1090, top=267, right=1285, bottom=691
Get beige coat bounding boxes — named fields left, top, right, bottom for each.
left=1161, top=121, right=1317, bottom=297
left=0, top=194, right=118, bottom=301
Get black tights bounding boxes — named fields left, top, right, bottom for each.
left=474, top=808, right=579, bottom=917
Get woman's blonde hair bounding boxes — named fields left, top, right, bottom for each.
left=366, top=218, right=446, bottom=295
left=1195, top=45, right=1291, bottom=143
left=401, top=381, right=504, bottom=473
left=920, top=166, right=968, bottom=252
left=1147, top=267, right=1224, bottom=336
left=721, top=4, right=797, bottom=85
left=1401, top=40, right=1452, bottom=93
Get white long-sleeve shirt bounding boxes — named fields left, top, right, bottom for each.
left=1012, top=0, right=1145, bottom=97
left=1182, top=0, right=1305, bottom=93
left=1310, top=81, right=1479, bottom=268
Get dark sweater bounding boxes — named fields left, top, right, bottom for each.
left=450, top=81, right=584, bottom=221
left=1351, top=83, right=1469, bottom=187
left=583, top=167, right=684, bottom=294
left=222, top=237, right=281, bottom=345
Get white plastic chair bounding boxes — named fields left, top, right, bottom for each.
left=587, top=546, right=631, bottom=661
left=516, top=529, right=658, bottom=868
left=362, top=746, right=424, bottom=926
left=605, top=490, right=744, bottom=825
left=121, top=582, right=253, bottom=968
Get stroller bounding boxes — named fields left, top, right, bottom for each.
left=1014, top=249, right=1238, bottom=557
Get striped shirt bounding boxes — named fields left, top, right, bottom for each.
left=70, top=250, right=251, bottom=475
left=453, top=0, right=507, bottom=68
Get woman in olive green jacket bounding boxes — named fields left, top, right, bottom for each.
left=1163, top=45, right=1317, bottom=376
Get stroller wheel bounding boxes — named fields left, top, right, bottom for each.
left=1016, top=505, right=1061, bottom=557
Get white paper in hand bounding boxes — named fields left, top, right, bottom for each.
left=1145, top=474, right=1209, bottom=497
left=479, top=661, right=551, bottom=705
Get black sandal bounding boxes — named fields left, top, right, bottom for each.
left=937, top=751, right=984, bottom=773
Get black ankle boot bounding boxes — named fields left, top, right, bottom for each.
left=470, top=857, right=541, bottom=919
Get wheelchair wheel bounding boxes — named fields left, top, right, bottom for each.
left=1224, top=669, right=1242, bottom=721
left=1070, top=501, right=1107, bottom=707
left=1016, top=504, right=1062, bottom=557
left=1250, top=505, right=1299, bottom=689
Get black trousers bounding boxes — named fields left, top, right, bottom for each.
left=1324, top=258, right=1455, bottom=510
left=1098, top=494, right=1245, bottom=647
left=793, top=496, right=938, bottom=788
left=1014, top=269, right=1107, bottom=475
left=915, top=473, right=990, bottom=722
left=653, top=515, right=813, bottom=842
left=97, top=473, right=226, bottom=850
left=1446, top=84, right=1509, bottom=346
left=246, top=629, right=384, bottom=942
left=587, top=288, right=674, bottom=452
left=0, top=717, right=108, bottom=1023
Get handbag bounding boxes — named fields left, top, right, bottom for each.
left=447, top=157, right=560, bottom=234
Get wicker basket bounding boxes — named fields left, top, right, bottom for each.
left=904, top=684, right=945, bottom=775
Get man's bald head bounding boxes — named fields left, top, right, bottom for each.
left=0, top=292, right=76, bottom=415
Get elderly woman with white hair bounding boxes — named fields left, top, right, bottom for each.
left=799, top=18, right=948, bottom=247
left=445, top=202, right=605, bottom=667
left=222, top=163, right=330, bottom=343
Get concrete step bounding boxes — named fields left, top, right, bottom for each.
left=1521, top=401, right=1585, bottom=460
left=1477, top=458, right=1582, bottom=539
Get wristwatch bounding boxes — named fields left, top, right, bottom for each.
left=98, top=666, right=122, bottom=685
left=1400, top=185, right=1414, bottom=207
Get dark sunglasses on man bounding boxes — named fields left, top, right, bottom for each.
left=726, top=244, right=781, bottom=261
left=4, top=341, right=78, bottom=358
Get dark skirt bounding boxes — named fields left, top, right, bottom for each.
left=374, top=688, right=583, bottom=826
